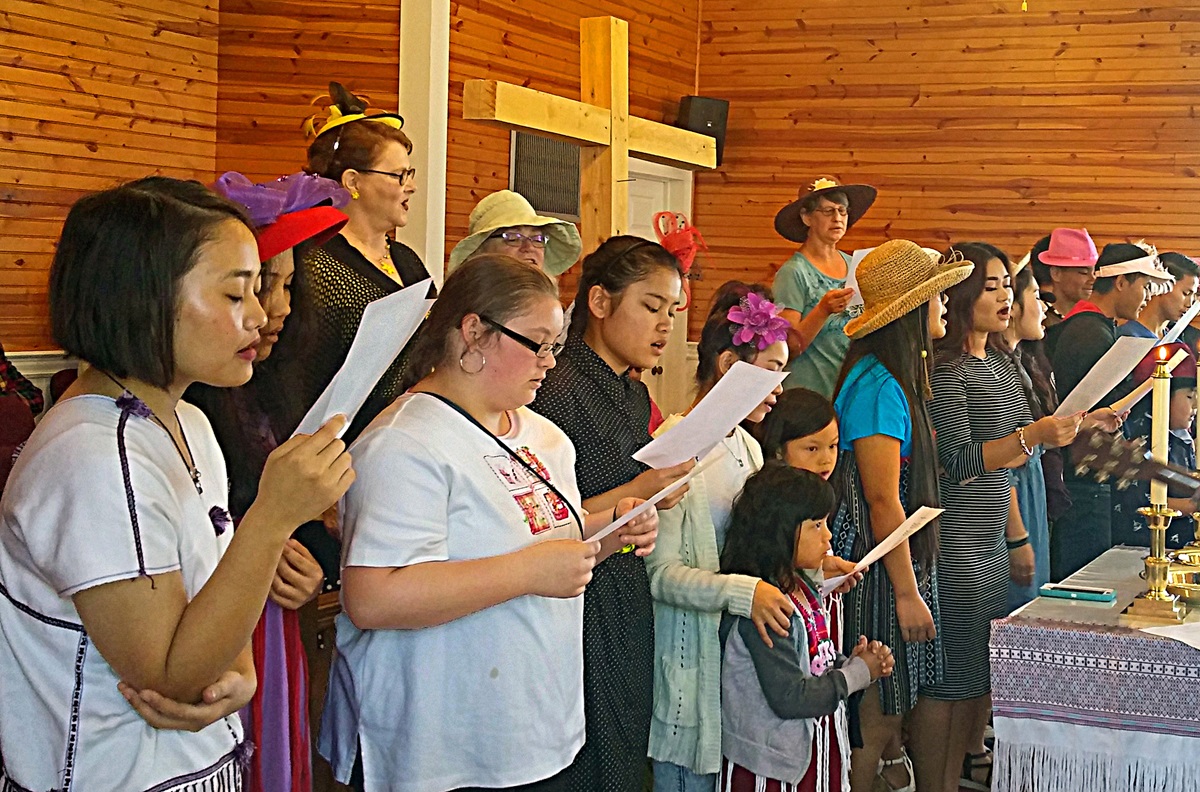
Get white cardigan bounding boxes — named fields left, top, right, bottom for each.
left=645, top=425, right=764, bottom=775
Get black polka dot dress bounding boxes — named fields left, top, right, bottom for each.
left=532, top=335, right=655, bottom=792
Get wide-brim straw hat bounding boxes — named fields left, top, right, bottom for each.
left=844, top=239, right=975, bottom=340
left=774, top=177, right=877, bottom=244
left=449, top=190, right=583, bottom=276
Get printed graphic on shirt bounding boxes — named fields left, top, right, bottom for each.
left=484, top=447, right=572, bottom=535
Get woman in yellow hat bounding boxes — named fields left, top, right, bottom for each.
left=831, top=240, right=971, bottom=792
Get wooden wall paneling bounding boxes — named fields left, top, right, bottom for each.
left=447, top=0, right=701, bottom=300
left=214, top=0, right=405, bottom=182
left=1, top=0, right=219, bottom=350
left=692, top=0, right=1200, bottom=338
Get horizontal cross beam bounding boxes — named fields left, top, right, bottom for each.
left=463, top=79, right=717, bottom=171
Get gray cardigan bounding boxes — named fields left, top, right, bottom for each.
left=719, top=597, right=870, bottom=784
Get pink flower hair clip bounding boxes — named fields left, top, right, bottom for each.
left=727, top=292, right=790, bottom=350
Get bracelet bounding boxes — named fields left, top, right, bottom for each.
left=1016, top=426, right=1033, bottom=457
left=612, top=505, right=635, bottom=553
left=1006, top=535, right=1030, bottom=550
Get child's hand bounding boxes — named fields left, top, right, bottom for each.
left=851, top=636, right=894, bottom=681
left=614, top=498, right=658, bottom=556
left=751, top=581, right=793, bottom=648
left=822, top=555, right=862, bottom=595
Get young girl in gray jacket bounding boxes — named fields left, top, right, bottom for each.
left=719, top=464, right=893, bottom=792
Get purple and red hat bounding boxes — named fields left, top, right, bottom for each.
left=214, top=171, right=350, bottom=262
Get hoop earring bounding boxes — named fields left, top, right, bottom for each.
left=459, top=348, right=486, bottom=374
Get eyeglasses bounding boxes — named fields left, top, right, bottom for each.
left=358, top=167, right=418, bottom=185
left=481, top=316, right=563, bottom=359
left=811, top=206, right=849, bottom=219
left=488, top=230, right=549, bottom=248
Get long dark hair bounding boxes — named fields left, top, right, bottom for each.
left=720, top=462, right=835, bottom=594
left=935, top=241, right=1011, bottom=366
left=834, top=307, right=940, bottom=571
left=570, top=236, right=684, bottom=336
left=695, top=281, right=774, bottom=388
left=187, top=248, right=316, bottom=516
left=1010, top=265, right=1058, bottom=419
left=399, top=254, right=560, bottom=392
left=755, top=388, right=837, bottom=460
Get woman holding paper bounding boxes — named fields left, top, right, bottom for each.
left=0, top=178, right=354, bottom=791
left=915, top=242, right=1080, bottom=792
left=830, top=240, right=971, bottom=792
left=772, top=177, right=878, bottom=397
left=324, top=255, right=656, bottom=791
left=645, top=281, right=797, bottom=790
left=532, top=237, right=694, bottom=792
left=185, top=171, right=349, bottom=792
left=303, top=82, right=436, bottom=444
left=1001, top=252, right=1059, bottom=611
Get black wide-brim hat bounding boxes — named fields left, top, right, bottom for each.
left=774, top=177, right=878, bottom=244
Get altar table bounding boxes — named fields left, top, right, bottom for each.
left=989, top=546, right=1200, bottom=792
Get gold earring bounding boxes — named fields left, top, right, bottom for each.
left=350, top=189, right=360, bottom=200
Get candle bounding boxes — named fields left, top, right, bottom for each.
left=1151, top=346, right=1171, bottom=505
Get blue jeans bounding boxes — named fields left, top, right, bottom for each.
left=652, top=760, right=717, bottom=792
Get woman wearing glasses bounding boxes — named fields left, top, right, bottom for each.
left=450, top=190, right=583, bottom=278
left=303, top=82, right=436, bottom=444
left=772, top=177, right=878, bottom=398
left=319, top=254, right=656, bottom=791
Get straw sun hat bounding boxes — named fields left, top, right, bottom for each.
left=844, top=239, right=975, bottom=340
left=449, top=190, right=583, bottom=276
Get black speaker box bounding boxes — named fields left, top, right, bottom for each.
left=676, top=96, right=729, bottom=166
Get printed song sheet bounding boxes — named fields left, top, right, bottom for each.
left=294, top=279, right=433, bottom=438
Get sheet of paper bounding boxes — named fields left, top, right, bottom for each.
left=589, top=454, right=721, bottom=543
left=1141, top=622, right=1200, bottom=651
left=633, top=361, right=787, bottom=469
left=845, top=248, right=873, bottom=309
left=1053, top=336, right=1158, bottom=418
left=820, top=506, right=944, bottom=596
left=294, top=279, right=433, bottom=438
left=1159, top=299, right=1200, bottom=345
left=1108, top=348, right=1190, bottom=415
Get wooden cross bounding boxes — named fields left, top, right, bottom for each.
left=462, top=16, right=717, bottom=252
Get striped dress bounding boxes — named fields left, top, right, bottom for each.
left=926, top=349, right=1032, bottom=701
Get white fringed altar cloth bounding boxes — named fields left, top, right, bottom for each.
left=990, top=546, right=1200, bottom=792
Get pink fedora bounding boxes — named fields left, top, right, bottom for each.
left=1038, top=228, right=1099, bottom=268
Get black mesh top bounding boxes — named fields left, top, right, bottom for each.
left=302, top=234, right=435, bottom=443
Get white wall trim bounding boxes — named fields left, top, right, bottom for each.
left=7, top=351, right=77, bottom=407
left=396, top=0, right=450, bottom=285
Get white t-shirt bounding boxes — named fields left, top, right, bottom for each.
left=322, top=393, right=585, bottom=792
left=0, top=396, right=244, bottom=791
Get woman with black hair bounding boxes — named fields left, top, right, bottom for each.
left=645, top=281, right=792, bottom=791
left=532, top=236, right=695, bottom=792
left=829, top=240, right=971, bottom=792
left=0, top=177, right=353, bottom=791
left=914, top=242, right=1078, bottom=792
left=188, top=171, right=350, bottom=792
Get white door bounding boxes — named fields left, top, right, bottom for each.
left=626, top=161, right=694, bottom=417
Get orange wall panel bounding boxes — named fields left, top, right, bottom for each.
left=1, top=0, right=220, bottom=350
left=693, top=0, right=1200, bottom=337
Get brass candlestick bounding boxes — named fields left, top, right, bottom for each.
left=1122, top=352, right=1189, bottom=625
